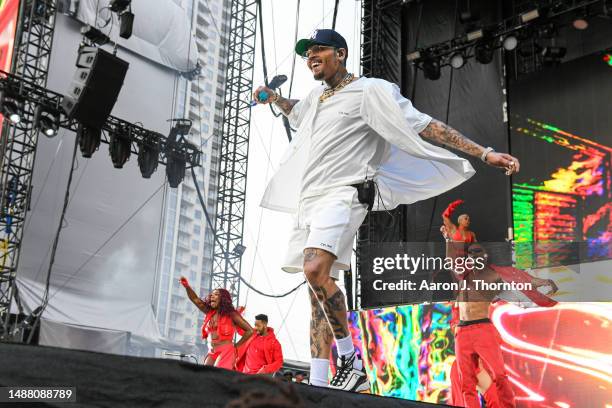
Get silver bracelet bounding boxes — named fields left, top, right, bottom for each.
left=481, top=147, right=494, bottom=162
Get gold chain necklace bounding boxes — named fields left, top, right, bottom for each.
left=319, top=73, right=355, bottom=103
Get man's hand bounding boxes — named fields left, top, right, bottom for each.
left=179, top=276, right=190, bottom=288
left=252, top=86, right=276, bottom=104
left=531, top=277, right=558, bottom=295
left=485, top=152, right=521, bottom=175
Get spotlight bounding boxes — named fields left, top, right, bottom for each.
left=406, top=50, right=421, bottom=62
left=34, top=105, right=60, bottom=138
left=604, top=53, right=612, bottom=67
left=77, top=124, right=101, bottom=158
left=466, top=29, right=484, bottom=42
left=450, top=52, right=466, bottom=69
left=0, top=91, right=23, bottom=124
left=422, top=58, right=441, bottom=80
left=573, top=17, right=588, bottom=30
left=503, top=35, right=518, bottom=51
left=232, top=244, right=247, bottom=257
left=474, top=42, right=495, bottom=64
left=109, top=126, right=131, bottom=168
left=166, top=153, right=186, bottom=188
left=541, top=46, right=567, bottom=66
left=520, top=8, right=539, bottom=23
left=137, top=137, right=160, bottom=178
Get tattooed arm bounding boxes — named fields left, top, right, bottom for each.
left=252, top=85, right=299, bottom=115
left=419, top=118, right=521, bottom=174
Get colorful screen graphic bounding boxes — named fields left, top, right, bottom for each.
left=348, top=302, right=612, bottom=407
left=0, top=0, right=19, bottom=129
left=0, top=0, right=18, bottom=73
left=509, top=52, right=612, bottom=268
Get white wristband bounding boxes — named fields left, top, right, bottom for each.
left=481, top=147, right=494, bottom=162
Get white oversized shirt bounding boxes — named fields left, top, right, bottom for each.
left=260, top=77, right=475, bottom=213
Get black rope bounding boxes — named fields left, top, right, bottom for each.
left=190, top=168, right=305, bottom=298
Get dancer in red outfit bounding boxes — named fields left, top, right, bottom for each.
left=443, top=199, right=477, bottom=244
left=180, top=277, right=253, bottom=370
left=236, top=314, right=284, bottom=375
left=449, top=244, right=558, bottom=408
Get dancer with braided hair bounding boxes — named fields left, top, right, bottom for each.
left=180, top=277, right=253, bottom=369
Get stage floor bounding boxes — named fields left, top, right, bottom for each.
left=0, top=343, right=448, bottom=407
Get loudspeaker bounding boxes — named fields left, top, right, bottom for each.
left=61, top=46, right=129, bottom=129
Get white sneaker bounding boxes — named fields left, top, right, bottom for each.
left=328, top=352, right=370, bottom=392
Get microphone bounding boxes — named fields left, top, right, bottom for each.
left=251, top=74, right=288, bottom=106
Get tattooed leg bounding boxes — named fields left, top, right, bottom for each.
left=309, top=287, right=333, bottom=358
left=303, top=248, right=350, bottom=340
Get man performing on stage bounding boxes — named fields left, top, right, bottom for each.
left=253, top=29, right=520, bottom=392
left=180, top=277, right=253, bottom=370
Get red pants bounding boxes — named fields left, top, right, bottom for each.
left=206, top=343, right=236, bottom=370
left=455, top=322, right=515, bottom=408
left=450, top=360, right=500, bottom=407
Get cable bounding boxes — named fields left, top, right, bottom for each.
left=190, top=167, right=304, bottom=298
left=25, top=136, right=79, bottom=343
left=287, top=0, right=300, bottom=99
left=332, top=0, right=340, bottom=30
left=203, top=0, right=223, bottom=40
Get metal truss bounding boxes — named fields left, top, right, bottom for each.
left=210, top=0, right=257, bottom=303
left=355, top=0, right=405, bottom=310
left=0, top=71, right=201, bottom=341
left=0, top=0, right=59, bottom=341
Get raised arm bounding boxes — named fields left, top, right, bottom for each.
left=442, top=199, right=463, bottom=234
left=252, top=85, right=299, bottom=116
left=179, top=277, right=207, bottom=313
left=419, top=118, right=520, bottom=175
left=231, top=311, right=254, bottom=348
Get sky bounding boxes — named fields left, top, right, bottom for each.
left=238, top=0, right=362, bottom=362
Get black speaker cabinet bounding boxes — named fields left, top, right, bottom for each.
left=62, top=46, right=129, bottom=129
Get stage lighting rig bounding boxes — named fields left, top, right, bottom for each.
left=475, top=40, right=496, bottom=64
left=34, top=105, right=60, bottom=137
left=77, top=124, right=102, bottom=158
left=422, top=58, right=441, bottom=80
left=541, top=46, right=567, bottom=66
left=137, top=136, right=160, bottom=179
left=165, top=119, right=192, bottom=187
left=109, top=125, right=131, bottom=168
left=110, top=0, right=134, bottom=39
left=0, top=90, right=23, bottom=124
left=80, top=24, right=110, bottom=46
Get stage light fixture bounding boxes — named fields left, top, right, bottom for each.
left=541, top=46, right=567, bottom=66
left=450, top=52, right=466, bottom=69
left=572, top=17, right=588, bottom=30
left=422, top=58, right=441, bottom=80
left=406, top=50, right=421, bottom=62
left=80, top=25, right=110, bottom=45
left=604, top=54, right=612, bottom=67
left=503, top=35, right=518, bottom=51
left=520, top=8, right=539, bottom=23
left=137, top=138, right=160, bottom=179
left=110, top=0, right=131, bottom=12
left=166, top=153, right=186, bottom=188
left=34, top=105, right=60, bottom=138
left=0, top=91, right=23, bottom=124
left=232, top=244, right=247, bottom=257
left=109, top=126, right=132, bottom=168
left=77, top=124, right=101, bottom=158
left=474, top=41, right=495, bottom=64
left=466, top=29, right=484, bottom=42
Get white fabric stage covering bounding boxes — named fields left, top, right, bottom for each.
left=13, top=277, right=191, bottom=354
left=67, top=0, right=199, bottom=72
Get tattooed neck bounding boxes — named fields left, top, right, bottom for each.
left=326, top=68, right=348, bottom=89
